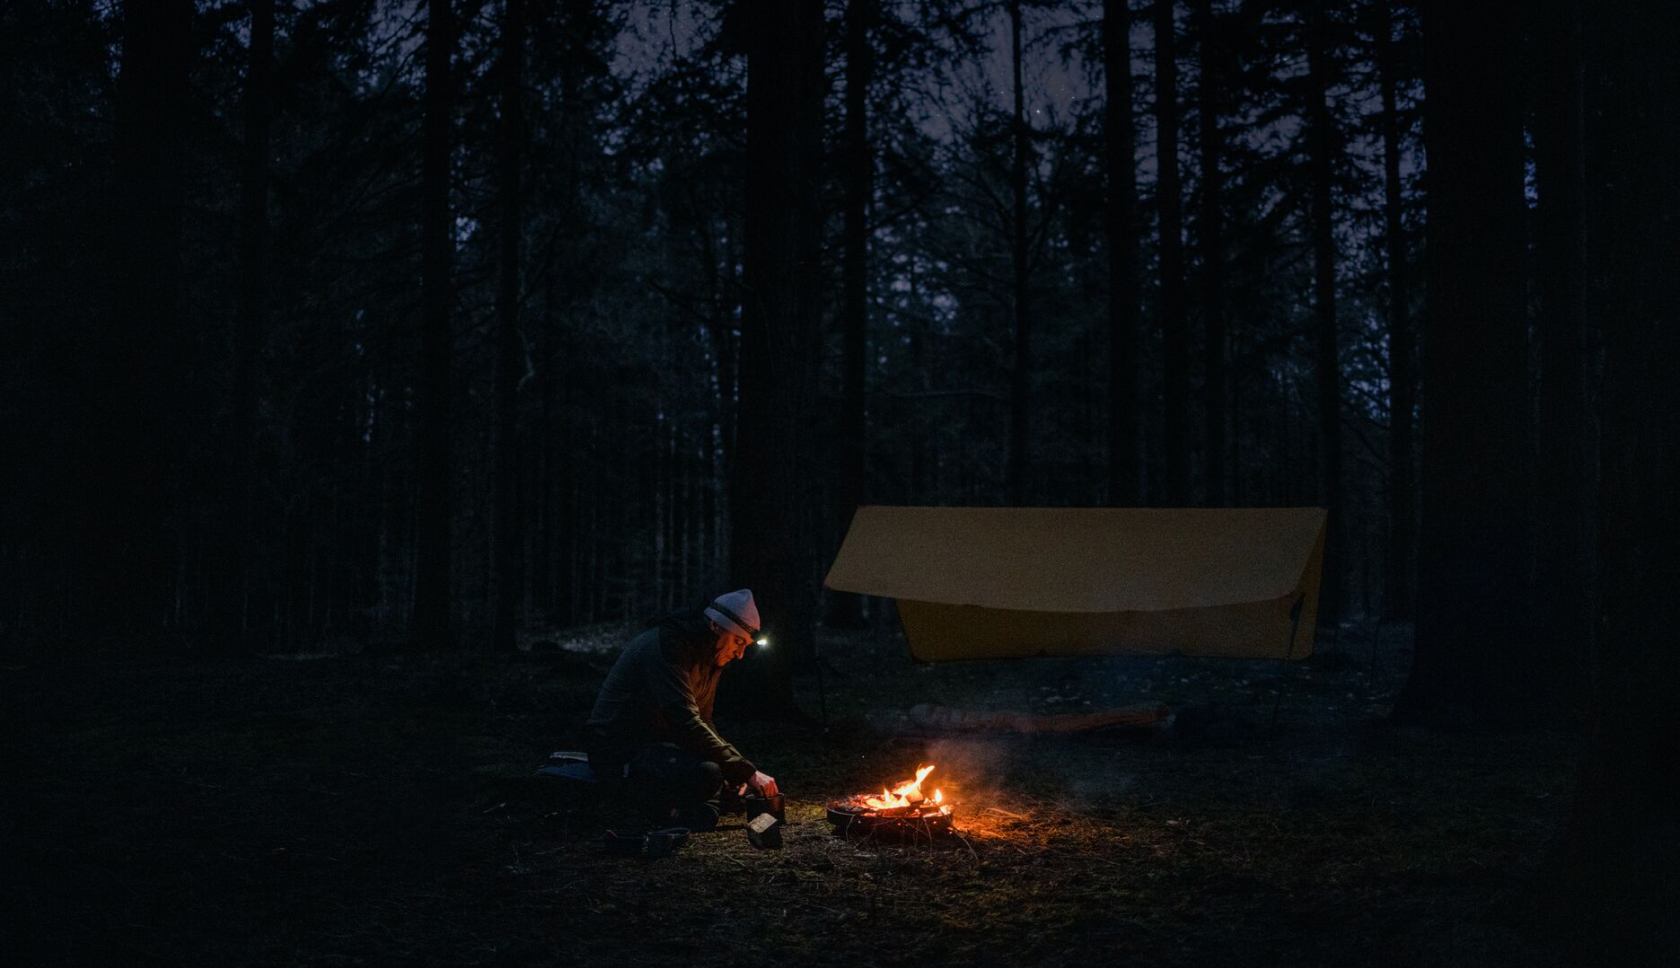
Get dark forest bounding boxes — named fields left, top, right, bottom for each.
left=2, top=0, right=1675, bottom=965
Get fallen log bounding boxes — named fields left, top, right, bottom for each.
left=906, top=702, right=1172, bottom=734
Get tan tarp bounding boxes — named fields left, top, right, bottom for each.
left=824, top=505, right=1326, bottom=661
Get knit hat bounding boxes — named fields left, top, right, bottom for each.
left=704, top=589, right=760, bottom=639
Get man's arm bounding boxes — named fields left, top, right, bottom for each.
left=641, top=650, right=758, bottom=785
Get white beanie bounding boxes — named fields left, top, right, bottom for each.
left=704, top=589, right=760, bottom=638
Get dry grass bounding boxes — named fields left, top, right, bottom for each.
left=3, top=624, right=1579, bottom=966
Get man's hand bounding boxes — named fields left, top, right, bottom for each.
left=748, top=771, right=779, bottom=797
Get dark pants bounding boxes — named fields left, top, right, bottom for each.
left=593, top=743, right=723, bottom=830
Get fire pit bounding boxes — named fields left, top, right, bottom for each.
left=827, top=764, right=956, bottom=841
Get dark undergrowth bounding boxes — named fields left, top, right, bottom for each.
left=2, top=622, right=1579, bottom=966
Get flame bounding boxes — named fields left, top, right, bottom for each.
left=861, top=764, right=938, bottom=810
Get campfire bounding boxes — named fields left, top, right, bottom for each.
left=827, top=764, right=957, bottom=840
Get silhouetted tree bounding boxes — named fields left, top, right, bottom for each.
left=1374, top=0, right=1415, bottom=619
left=831, top=0, right=875, bottom=627
left=1308, top=0, right=1343, bottom=620
left=491, top=0, right=525, bottom=653
left=1530, top=0, right=1591, bottom=700
left=214, top=0, right=274, bottom=648
left=1196, top=0, right=1226, bottom=506
left=1006, top=0, right=1032, bottom=505
left=1104, top=0, right=1142, bottom=506
left=1155, top=0, right=1190, bottom=504
left=727, top=0, right=825, bottom=715
left=413, top=0, right=455, bottom=651
left=1393, top=0, right=1530, bottom=725
left=1557, top=3, right=1680, bottom=959
left=88, top=0, right=192, bottom=638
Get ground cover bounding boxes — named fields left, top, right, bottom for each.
left=2, top=623, right=1578, bottom=966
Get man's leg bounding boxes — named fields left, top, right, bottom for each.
left=628, top=743, right=723, bottom=830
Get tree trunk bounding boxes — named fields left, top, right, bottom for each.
left=1104, top=0, right=1141, bottom=507
left=1376, top=0, right=1415, bottom=620
left=1308, top=0, right=1342, bottom=621
left=1557, top=5, right=1680, bottom=959
left=1154, top=0, right=1190, bottom=505
left=718, top=221, right=740, bottom=470
left=1007, top=0, right=1032, bottom=506
left=725, top=0, right=824, bottom=717
left=1196, top=0, right=1225, bottom=507
left=548, top=277, right=574, bottom=626
left=214, top=0, right=273, bottom=650
left=1229, top=336, right=1243, bottom=504
left=490, top=0, right=524, bottom=652
left=700, top=222, right=727, bottom=584
left=412, top=0, right=455, bottom=651
left=1392, top=0, right=1530, bottom=726
left=529, top=282, right=551, bottom=618
left=1530, top=0, right=1591, bottom=704
left=908, top=259, right=927, bottom=502
left=830, top=0, right=873, bottom=628
left=88, top=0, right=191, bottom=639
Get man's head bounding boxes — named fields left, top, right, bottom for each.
left=703, top=589, right=762, bottom=668
left=709, top=624, right=753, bottom=667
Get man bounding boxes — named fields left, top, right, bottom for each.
left=585, top=589, right=779, bottom=830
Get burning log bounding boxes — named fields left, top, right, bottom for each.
left=827, top=764, right=957, bottom=841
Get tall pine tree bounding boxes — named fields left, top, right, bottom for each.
left=413, top=0, right=456, bottom=651
left=726, top=0, right=824, bottom=714
left=1394, top=0, right=1530, bottom=725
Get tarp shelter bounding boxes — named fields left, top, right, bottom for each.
left=824, top=506, right=1327, bottom=662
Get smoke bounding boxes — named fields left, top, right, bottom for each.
left=918, top=737, right=1017, bottom=810
left=914, top=736, right=1125, bottom=808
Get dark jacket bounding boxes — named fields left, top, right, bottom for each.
left=585, top=609, right=757, bottom=785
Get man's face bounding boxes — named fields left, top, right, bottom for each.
left=715, top=629, right=752, bottom=668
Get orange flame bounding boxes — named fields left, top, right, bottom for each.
left=861, top=764, right=938, bottom=810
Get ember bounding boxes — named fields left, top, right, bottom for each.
left=828, top=764, right=956, bottom=840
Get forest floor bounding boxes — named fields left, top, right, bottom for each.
left=3, top=620, right=1581, bottom=967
